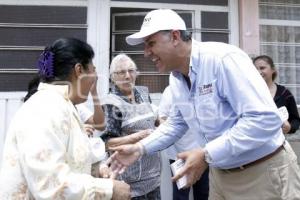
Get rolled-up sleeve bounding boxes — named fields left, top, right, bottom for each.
left=141, top=104, right=189, bottom=154
left=205, top=52, right=283, bottom=168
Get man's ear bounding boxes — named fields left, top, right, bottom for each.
left=74, top=63, right=82, bottom=77
left=171, top=30, right=181, bottom=46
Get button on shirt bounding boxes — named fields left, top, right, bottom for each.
left=141, top=40, right=285, bottom=169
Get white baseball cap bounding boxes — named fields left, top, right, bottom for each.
left=126, top=9, right=186, bottom=46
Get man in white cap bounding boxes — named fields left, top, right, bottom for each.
left=109, top=9, right=300, bottom=199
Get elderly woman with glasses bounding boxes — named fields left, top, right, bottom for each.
left=101, top=54, right=161, bottom=200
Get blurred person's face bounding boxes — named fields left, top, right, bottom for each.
left=254, top=59, right=275, bottom=83
left=143, top=31, right=179, bottom=73
left=77, top=62, right=97, bottom=101
left=112, top=61, right=137, bottom=95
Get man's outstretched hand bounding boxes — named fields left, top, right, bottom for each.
left=107, top=143, right=144, bottom=174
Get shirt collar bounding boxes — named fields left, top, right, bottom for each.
left=38, top=82, right=69, bottom=100
left=190, top=39, right=200, bottom=75
left=172, top=39, right=198, bottom=79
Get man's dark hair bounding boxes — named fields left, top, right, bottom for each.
left=161, top=30, right=192, bottom=42
left=179, top=30, right=192, bottom=41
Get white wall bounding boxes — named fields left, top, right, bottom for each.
left=0, top=92, right=26, bottom=168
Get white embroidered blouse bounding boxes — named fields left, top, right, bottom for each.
left=0, top=83, right=113, bottom=200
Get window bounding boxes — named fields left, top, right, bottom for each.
left=111, top=4, right=230, bottom=93
left=259, top=0, right=300, bottom=104
left=0, top=5, right=87, bottom=91
left=111, top=0, right=228, bottom=6
left=111, top=8, right=193, bottom=93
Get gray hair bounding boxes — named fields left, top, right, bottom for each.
left=109, top=54, right=137, bottom=76
left=160, top=30, right=192, bottom=42
left=179, top=30, right=192, bottom=41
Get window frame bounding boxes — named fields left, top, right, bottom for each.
left=109, top=0, right=238, bottom=93
left=259, top=1, right=300, bottom=105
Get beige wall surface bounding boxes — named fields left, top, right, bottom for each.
left=239, top=0, right=260, bottom=56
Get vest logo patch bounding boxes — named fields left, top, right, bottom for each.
left=198, top=83, right=213, bottom=96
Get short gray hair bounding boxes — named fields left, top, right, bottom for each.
left=109, top=54, right=137, bottom=76
left=160, top=30, right=192, bottom=42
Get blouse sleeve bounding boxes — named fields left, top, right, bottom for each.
left=13, top=103, right=113, bottom=199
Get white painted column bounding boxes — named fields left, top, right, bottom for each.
left=229, top=0, right=239, bottom=46
left=0, top=92, right=26, bottom=168
left=87, top=0, right=111, bottom=97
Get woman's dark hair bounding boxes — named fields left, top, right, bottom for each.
left=38, top=38, right=94, bottom=82
left=253, top=55, right=277, bottom=81
left=23, top=75, right=40, bottom=102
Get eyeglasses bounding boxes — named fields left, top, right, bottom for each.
left=113, top=69, right=136, bottom=76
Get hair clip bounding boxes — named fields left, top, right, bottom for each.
left=37, top=50, right=54, bottom=78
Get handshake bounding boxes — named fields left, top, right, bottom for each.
left=94, top=129, right=152, bottom=200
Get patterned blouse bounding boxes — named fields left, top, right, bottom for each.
left=101, top=85, right=161, bottom=198
left=0, top=83, right=113, bottom=200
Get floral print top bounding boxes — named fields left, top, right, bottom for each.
left=0, top=83, right=112, bottom=200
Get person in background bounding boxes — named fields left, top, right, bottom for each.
left=253, top=55, right=300, bottom=134
left=0, top=38, right=130, bottom=200
left=108, top=9, right=300, bottom=200
left=101, top=53, right=161, bottom=200
left=76, top=74, right=106, bottom=136
left=159, top=85, right=209, bottom=200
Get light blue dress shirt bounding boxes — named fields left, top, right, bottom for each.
left=141, top=40, right=285, bottom=169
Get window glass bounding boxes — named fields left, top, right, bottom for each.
left=202, top=33, right=229, bottom=43
left=111, top=0, right=228, bottom=6
left=260, top=4, right=300, bottom=20
left=0, top=50, right=41, bottom=69
left=259, top=0, right=300, bottom=104
left=0, top=5, right=86, bottom=24
left=112, top=9, right=194, bottom=93
left=0, top=27, right=86, bottom=46
left=136, top=75, right=170, bottom=93
left=201, top=12, right=228, bottom=29
left=112, top=7, right=230, bottom=93
left=0, top=5, right=87, bottom=91
left=0, top=73, right=36, bottom=91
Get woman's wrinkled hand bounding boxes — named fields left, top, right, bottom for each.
left=99, top=163, right=117, bottom=179
left=83, top=124, right=95, bottom=137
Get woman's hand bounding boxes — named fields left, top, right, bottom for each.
left=282, top=120, right=291, bottom=134
left=83, top=124, right=95, bottom=137
left=99, top=163, right=117, bottom=179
